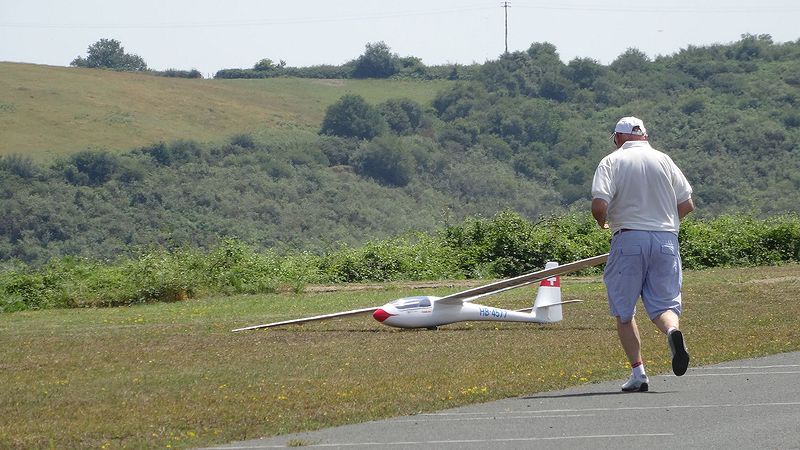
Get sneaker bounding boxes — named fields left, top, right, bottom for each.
left=621, top=374, right=649, bottom=392
left=668, top=329, right=690, bottom=376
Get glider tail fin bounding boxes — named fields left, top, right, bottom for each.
left=532, top=261, right=562, bottom=323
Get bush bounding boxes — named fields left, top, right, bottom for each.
left=205, top=238, right=284, bottom=294
left=153, top=68, right=202, bottom=78
left=318, top=136, right=360, bottom=166
left=0, top=154, right=36, bottom=179
left=680, top=215, right=800, bottom=269
left=214, top=69, right=271, bottom=79
left=352, top=42, right=401, bottom=79
left=319, top=235, right=458, bottom=283
left=378, top=98, right=424, bottom=135
left=0, top=257, right=94, bottom=310
left=64, top=150, right=119, bottom=186
left=320, top=94, right=387, bottom=139
left=71, top=38, right=147, bottom=71
left=440, top=211, right=607, bottom=277
left=351, top=136, right=414, bottom=187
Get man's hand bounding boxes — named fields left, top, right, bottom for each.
left=592, top=198, right=609, bottom=229
left=677, top=197, right=695, bottom=219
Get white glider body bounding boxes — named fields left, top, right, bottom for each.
left=373, top=262, right=565, bottom=328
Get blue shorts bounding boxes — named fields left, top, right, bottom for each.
left=604, top=230, right=683, bottom=323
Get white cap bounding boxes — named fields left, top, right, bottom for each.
left=614, top=116, right=647, bottom=135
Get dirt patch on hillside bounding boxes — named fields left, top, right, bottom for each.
left=310, top=79, right=346, bottom=87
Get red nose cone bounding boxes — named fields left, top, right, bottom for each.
left=373, top=308, right=393, bottom=322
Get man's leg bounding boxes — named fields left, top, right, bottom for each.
left=651, top=309, right=679, bottom=334
left=617, top=316, right=642, bottom=364
left=644, top=232, right=689, bottom=376
left=617, top=316, right=649, bottom=392
left=653, top=310, right=689, bottom=376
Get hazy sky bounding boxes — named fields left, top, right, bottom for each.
left=2, top=0, right=798, bottom=77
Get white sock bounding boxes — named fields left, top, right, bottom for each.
left=667, top=326, right=677, bottom=335
left=632, top=361, right=646, bottom=378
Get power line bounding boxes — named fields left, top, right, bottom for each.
left=3, top=3, right=796, bottom=29
left=0, top=5, right=496, bottom=30
left=511, top=2, right=800, bottom=13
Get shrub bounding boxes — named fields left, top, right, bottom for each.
left=440, top=211, right=608, bottom=278
left=352, top=42, right=401, bottom=79
left=377, top=98, right=424, bottom=135
left=64, top=150, right=119, bottom=186
left=320, top=94, right=387, bottom=139
left=318, top=136, right=360, bottom=166
left=205, top=238, right=284, bottom=294
left=230, top=133, right=257, bottom=150
left=351, top=136, right=414, bottom=187
left=319, top=235, right=457, bottom=283
left=680, top=215, right=800, bottom=269
left=153, top=69, right=202, bottom=78
left=71, top=38, right=147, bottom=71
left=0, top=154, right=36, bottom=179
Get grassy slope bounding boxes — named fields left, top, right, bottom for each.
left=1, top=265, right=799, bottom=449
left=0, top=62, right=450, bottom=159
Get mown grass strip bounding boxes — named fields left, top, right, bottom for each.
left=1, top=264, right=799, bottom=449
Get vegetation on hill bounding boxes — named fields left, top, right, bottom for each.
left=0, top=131, right=557, bottom=264
left=70, top=38, right=148, bottom=72
left=215, top=41, right=481, bottom=81
left=70, top=38, right=201, bottom=78
left=1, top=34, right=799, bottom=272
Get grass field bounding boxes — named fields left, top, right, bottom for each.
left=0, top=62, right=450, bottom=160
left=1, top=264, right=799, bottom=449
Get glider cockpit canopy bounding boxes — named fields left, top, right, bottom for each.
left=389, top=296, right=433, bottom=309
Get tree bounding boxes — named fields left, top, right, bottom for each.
left=0, top=154, right=36, bottom=179
left=71, top=39, right=147, bottom=71
left=320, top=94, right=387, bottom=139
left=526, top=42, right=562, bottom=66
left=377, top=98, right=424, bottom=134
left=432, top=82, right=489, bottom=121
left=352, top=136, right=414, bottom=187
left=610, top=48, right=650, bottom=74
left=352, top=42, right=401, bottom=79
left=64, top=150, right=120, bottom=186
left=566, top=57, right=605, bottom=89
left=727, top=33, right=773, bottom=61
left=254, top=58, right=286, bottom=72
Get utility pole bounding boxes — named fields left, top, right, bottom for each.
left=502, top=1, right=510, bottom=54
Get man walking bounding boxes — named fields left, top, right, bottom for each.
left=591, top=117, right=695, bottom=392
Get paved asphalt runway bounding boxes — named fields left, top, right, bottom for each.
left=210, top=351, right=800, bottom=449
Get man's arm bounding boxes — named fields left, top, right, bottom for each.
left=592, top=198, right=609, bottom=228
left=677, top=197, right=695, bottom=219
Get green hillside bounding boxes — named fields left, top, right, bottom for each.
left=0, top=62, right=449, bottom=159
left=2, top=35, right=800, bottom=265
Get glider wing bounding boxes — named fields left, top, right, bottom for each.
left=436, top=253, right=608, bottom=305
left=231, top=306, right=379, bottom=332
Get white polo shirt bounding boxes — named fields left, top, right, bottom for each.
left=591, top=141, right=692, bottom=234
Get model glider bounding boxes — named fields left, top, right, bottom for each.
left=232, top=253, right=608, bottom=331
